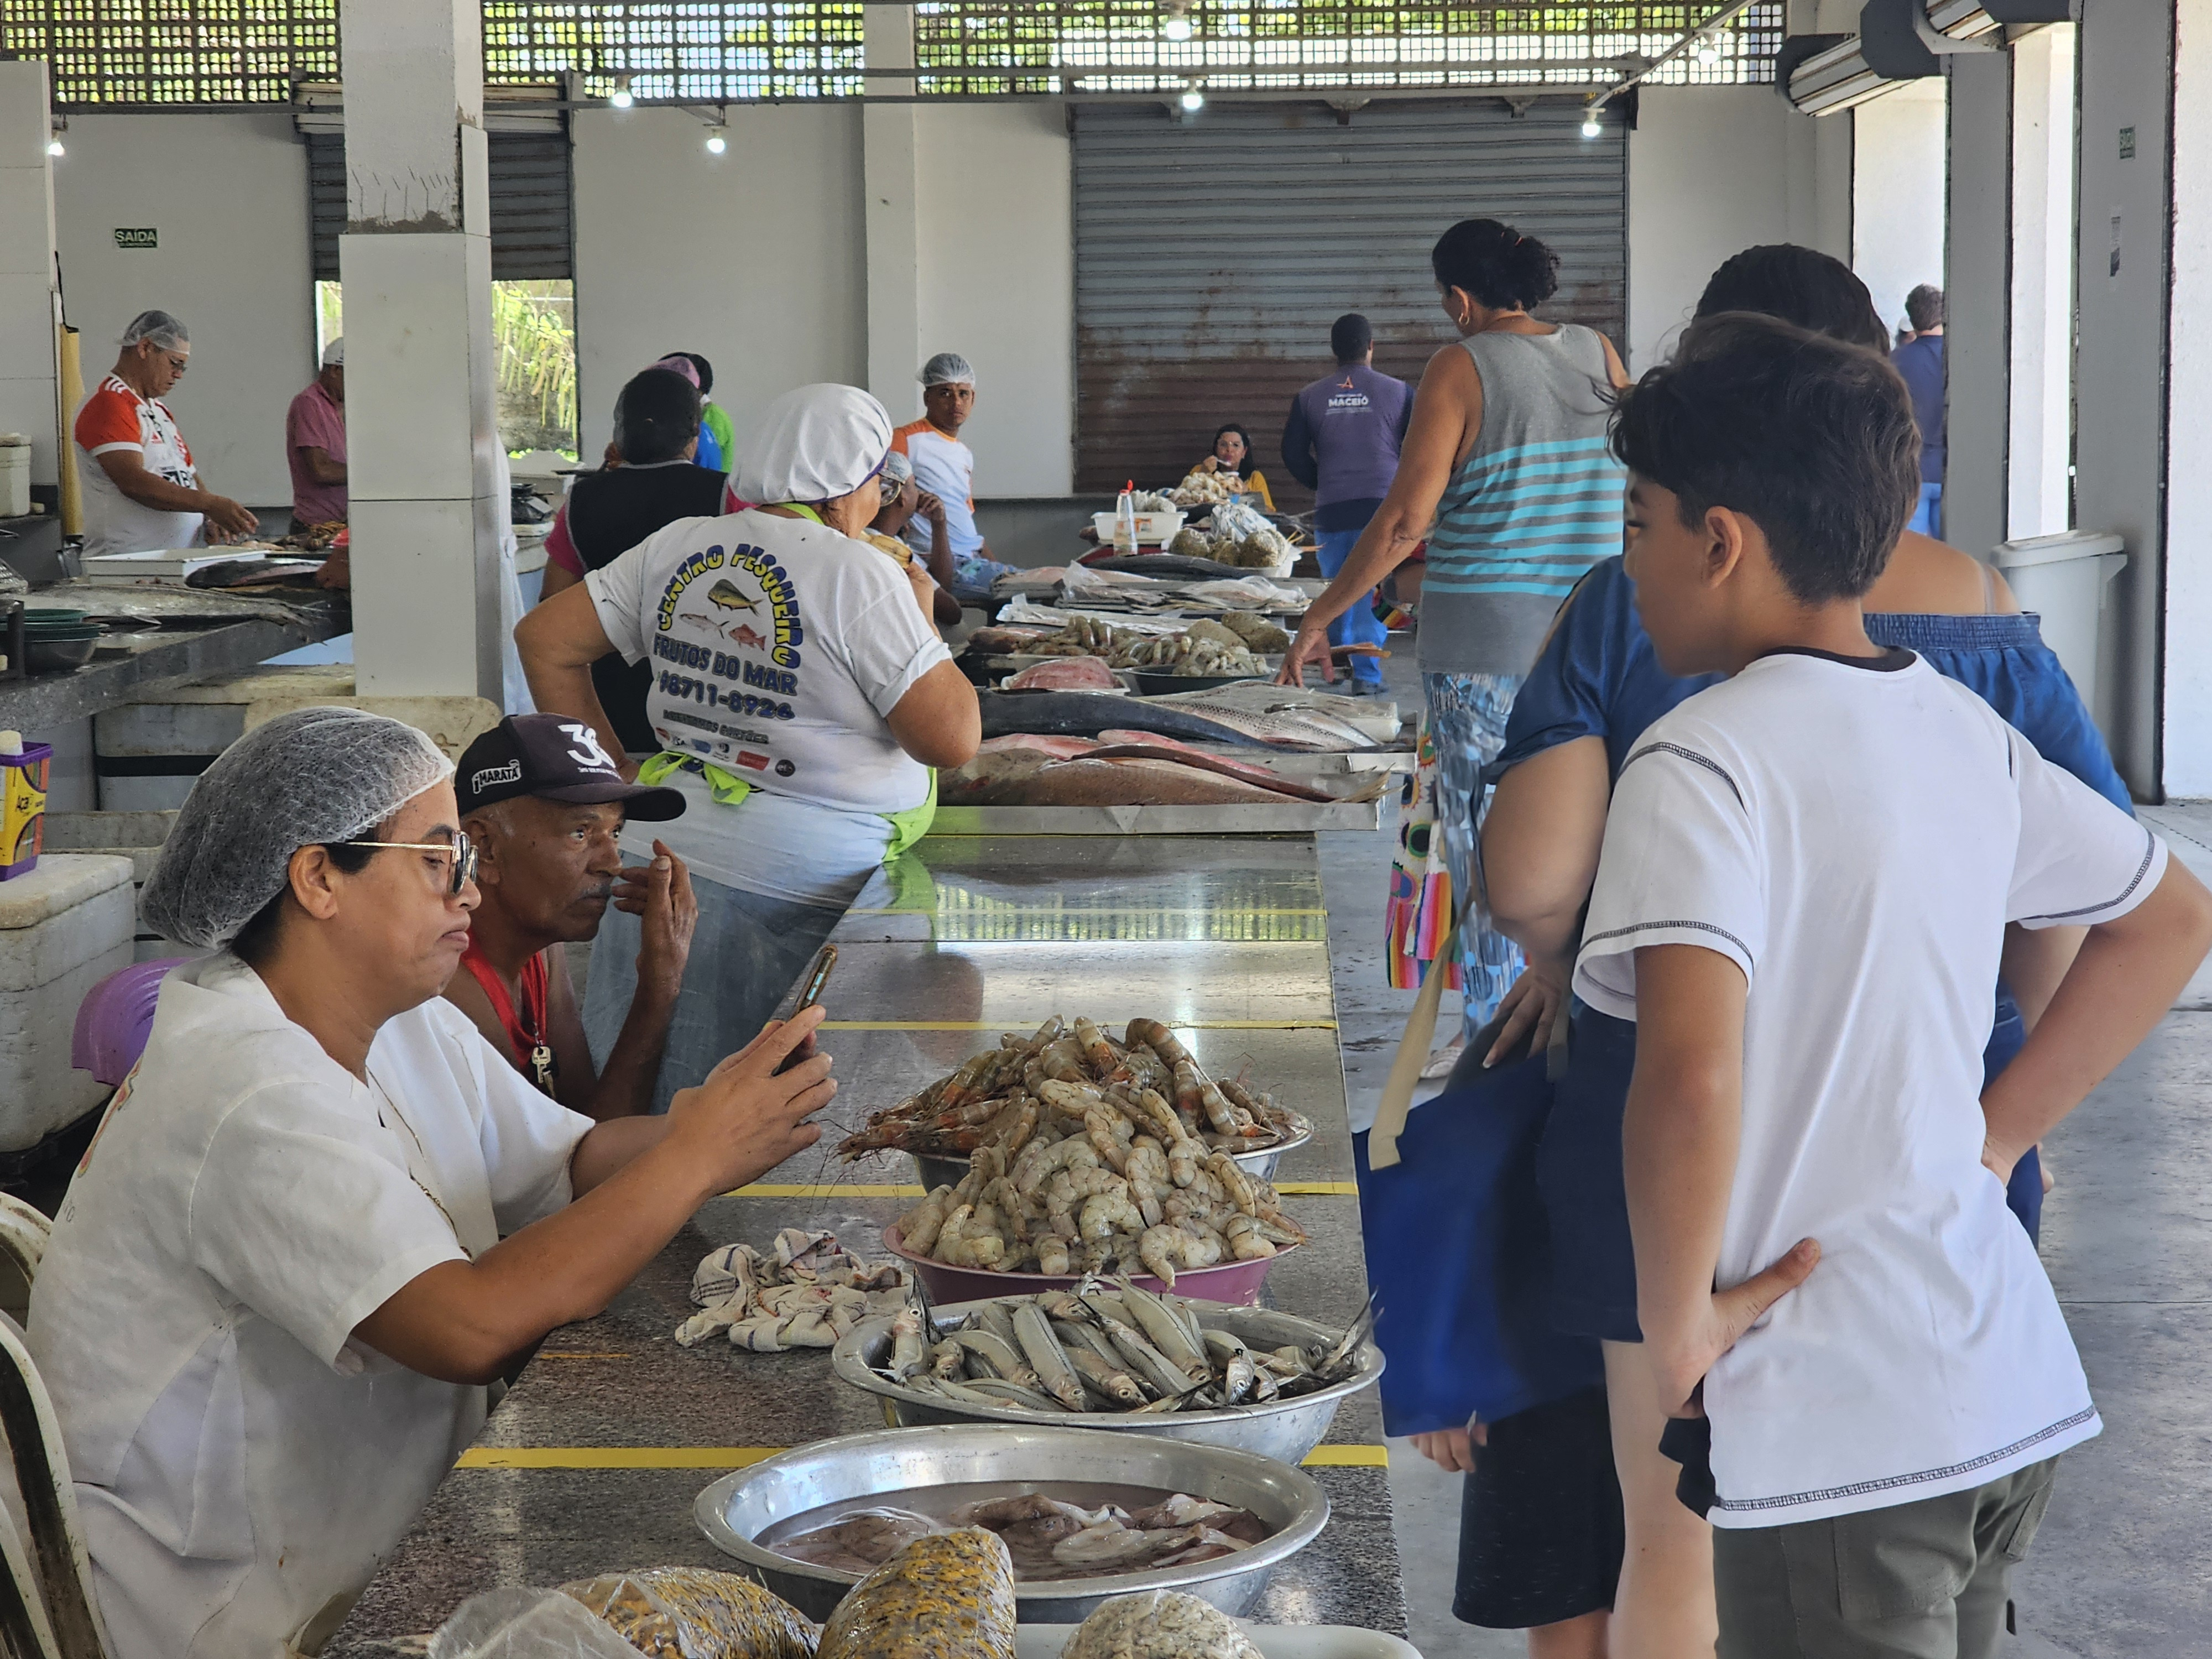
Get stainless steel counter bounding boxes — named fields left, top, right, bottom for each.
left=324, top=830, right=1402, bottom=1654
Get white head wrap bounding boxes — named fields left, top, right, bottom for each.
left=919, top=352, right=975, bottom=388
left=140, top=707, right=455, bottom=950
left=735, top=383, right=893, bottom=506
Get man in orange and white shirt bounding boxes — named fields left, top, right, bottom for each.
left=74, top=310, right=258, bottom=560
left=890, top=352, right=1016, bottom=590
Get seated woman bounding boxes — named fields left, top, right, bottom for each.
left=868, top=451, right=963, bottom=627
left=1196, top=422, right=1275, bottom=510
left=542, top=367, right=737, bottom=754
left=26, top=706, right=834, bottom=1659
left=1473, top=243, right=2131, bottom=1658
left=519, top=383, right=983, bottom=1113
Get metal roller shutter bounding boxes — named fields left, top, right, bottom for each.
left=307, top=131, right=574, bottom=281
left=1071, top=100, right=1626, bottom=506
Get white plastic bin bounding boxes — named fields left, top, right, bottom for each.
left=1990, top=531, right=2127, bottom=698
left=0, top=435, right=29, bottom=519
left=0, top=853, right=135, bottom=1149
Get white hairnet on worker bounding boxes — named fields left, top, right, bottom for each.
left=141, top=706, right=453, bottom=950
left=919, top=352, right=975, bottom=388
left=735, top=383, right=893, bottom=507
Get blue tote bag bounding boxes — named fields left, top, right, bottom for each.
left=1353, top=972, right=1603, bottom=1436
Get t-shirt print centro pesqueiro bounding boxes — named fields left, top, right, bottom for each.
left=585, top=507, right=951, bottom=820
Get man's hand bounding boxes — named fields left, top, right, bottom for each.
left=615, top=840, right=698, bottom=1004
left=664, top=1005, right=836, bottom=1193
left=1646, top=1239, right=1820, bottom=1418
left=1409, top=1422, right=1486, bottom=1473
left=921, top=493, right=950, bottom=550
left=1485, top=959, right=1568, bottom=1066
left=200, top=493, right=259, bottom=540
left=1275, top=624, right=1336, bottom=686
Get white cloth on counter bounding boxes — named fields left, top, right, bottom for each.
left=675, top=1228, right=910, bottom=1352
left=26, top=953, right=593, bottom=1659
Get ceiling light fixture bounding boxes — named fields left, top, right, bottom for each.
left=705, top=124, right=727, bottom=154
left=45, top=136, right=63, bottom=156
left=610, top=74, right=634, bottom=108
left=1580, top=112, right=1603, bottom=138
left=1181, top=87, right=1205, bottom=111
left=1694, top=33, right=1723, bottom=67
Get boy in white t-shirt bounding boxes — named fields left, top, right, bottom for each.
left=1577, top=313, right=2212, bottom=1656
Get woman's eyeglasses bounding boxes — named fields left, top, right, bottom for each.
left=342, top=829, right=479, bottom=896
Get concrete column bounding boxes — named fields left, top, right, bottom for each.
left=2075, top=0, right=2174, bottom=797
left=863, top=3, right=923, bottom=418
left=1942, top=50, right=2010, bottom=561
left=2163, top=0, right=2212, bottom=794
left=0, top=62, right=60, bottom=488
left=1850, top=81, right=1946, bottom=339
left=2007, top=25, right=2075, bottom=542
left=338, top=0, right=503, bottom=701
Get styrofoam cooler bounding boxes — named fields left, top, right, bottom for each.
left=1991, top=531, right=2127, bottom=703
left=0, top=854, right=136, bottom=1150
left=0, top=436, right=29, bottom=519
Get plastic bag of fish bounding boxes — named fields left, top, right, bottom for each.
left=1066, top=1590, right=1265, bottom=1659
left=675, top=1228, right=911, bottom=1352
left=428, top=1568, right=820, bottom=1659
left=816, top=1527, right=1018, bottom=1659
left=779, top=1490, right=1271, bottom=1583
left=874, top=1279, right=1370, bottom=1418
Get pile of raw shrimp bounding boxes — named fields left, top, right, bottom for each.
left=861, top=1022, right=1306, bottom=1285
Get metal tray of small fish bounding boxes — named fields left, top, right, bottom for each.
left=695, top=1424, right=1328, bottom=1623
left=929, top=801, right=1384, bottom=835
left=833, top=1299, right=1383, bottom=1467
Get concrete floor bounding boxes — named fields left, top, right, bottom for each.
left=1319, top=642, right=2212, bottom=1657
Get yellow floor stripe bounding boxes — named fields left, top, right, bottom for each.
left=457, top=1444, right=1386, bottom=1471
left=725, top=1181, right=1356, bottom=1199
left=820, top=1019, right=1338, bottom=1031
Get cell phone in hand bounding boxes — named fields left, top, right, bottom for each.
left=772, top=945, right=837, bottom=1074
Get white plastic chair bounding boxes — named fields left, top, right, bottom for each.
left=0, top=1199, right=51, bottom=1296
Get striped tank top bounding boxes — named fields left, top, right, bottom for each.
left=1420, top=325, right=1626, bottom=676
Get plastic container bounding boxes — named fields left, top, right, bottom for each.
left=1113, top=487, right=1139, bottom=554
left=881, top=1222, right=1286, bottom=1306
left=0, top=733, right=50, bottom=879
left=1090, top=509, right=1188, bottom=547
left=1991, top=531, right=2127, bottom=705
left=0, top=436, right=29, bottom=519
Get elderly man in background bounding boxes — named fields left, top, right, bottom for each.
left=286, top=337, right=348, bottom=534
left=444, top=714, right=697, bottom=1120
left=74, top=310, right=257, bottom=558
left=892, top=352, right=1017, bottom=591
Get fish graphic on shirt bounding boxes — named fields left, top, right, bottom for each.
left=706, top=579, right=760, bottom=615
left=730, top=624, right=769, bottom=650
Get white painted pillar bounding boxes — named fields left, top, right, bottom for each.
left=2075, top=0, right=2173, bottom=797
left=2163, top=0, right=2212, bottom=796
left=1850, top=81, right=1947, bottom=340
left=863, top=4, right=923, bottom=419
left=1943, top=49, right=2010, bottom=562
left=338, top=0, right=503, bottom=700
left=0, top=62, right=60, bottom=489
left=2007, top=25, right=2075, bottom=542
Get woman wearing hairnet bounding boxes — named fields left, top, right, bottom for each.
left=25, top=707, right=837, bottom=1659
left=519, top=383, right=982, bottom=1113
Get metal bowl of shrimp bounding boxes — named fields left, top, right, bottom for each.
left=831, top=1293, right=1383, bottom=1467
left=911, top=1114, right=1313, bottom=1197
left=693, top=1422, right=1329, bottom=1623
left=881, top=1223, right=1296, bottom=1308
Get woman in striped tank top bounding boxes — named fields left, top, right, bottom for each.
left=1283, top=218, right=1629, bottom=1052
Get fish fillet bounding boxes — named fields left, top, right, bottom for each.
left=1006, top=657, right=1120, bottom=692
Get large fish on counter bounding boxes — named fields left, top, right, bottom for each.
left=943, top=743, right=1389, bottom=807
left=975, top=690, right=1379, bottom=751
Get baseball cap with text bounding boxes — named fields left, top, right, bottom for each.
left=455, top=715, right=686, bottom=820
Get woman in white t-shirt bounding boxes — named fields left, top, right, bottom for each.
left=519, top=383, right=982, bottom=1112
left=25, top=707, right=834, bottom=1659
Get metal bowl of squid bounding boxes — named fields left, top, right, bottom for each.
left=831, top=1298, right=1383, bottom=1466
left=911, top=1115, right=1313, bottom=1196
left=693, top=1422, right=1329, bottom=1623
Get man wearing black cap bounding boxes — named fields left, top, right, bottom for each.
left=445, top=714, right=699, bottom=1119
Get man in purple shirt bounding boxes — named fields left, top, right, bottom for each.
left=1281, top=314, right=1413, bottom=692
left=285, top=337, right=347, bottom=529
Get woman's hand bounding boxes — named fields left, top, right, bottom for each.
left=1485, top=959, right=1569, bottom=1066
left=1276, top=624, right=1337, bottom=687
left=1409, top=1421, right=1488, bottom=1473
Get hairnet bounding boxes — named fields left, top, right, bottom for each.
left=735, top=383, right=892, bottom=506
left=122, top=310, right=189, bottom=351
left=321, top=336, right=345, bottom=367
left=651, top=353, right=702, bottom=389
left=880, top=449, right=915, bottom=493
left=140, top=707, right=455, bottom=950
left=919, top=352, right=975, bottom=388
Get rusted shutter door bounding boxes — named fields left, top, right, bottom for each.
left=309, top=131, right=574, bottom=281
left=1072, top=99, right=1626, bottom=508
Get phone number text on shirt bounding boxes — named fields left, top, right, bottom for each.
left=656, top=669, right=795, bottom=721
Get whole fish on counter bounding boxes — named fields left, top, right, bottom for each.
left=940, top=745, right=1384, bottom=809
left=977, top=691, right=1274, bottom=749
